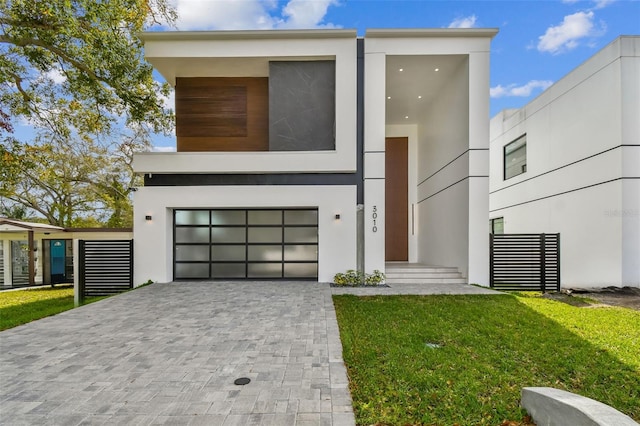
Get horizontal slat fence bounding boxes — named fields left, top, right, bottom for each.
left=490, top=234, right=560, bottom=292
left=79, top=240, right=133, bottom=297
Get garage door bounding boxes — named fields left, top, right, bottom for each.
left=173, top=209, right=318, bottom=280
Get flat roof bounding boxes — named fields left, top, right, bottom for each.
left=365, top=28, right=499, bottom=39
left=0, top=218, right=65, bottom=232
left=140, top=28, right=500, bottom=42
left=140, top=29, right=358, bottom=41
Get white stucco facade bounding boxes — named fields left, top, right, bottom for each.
left=489, top=36, right=640, bottom=288
left=364, top=30, right=495, bottom=285
left=133, top=186, right=356, bottom=284
left=133, top=29, right=497, bottom=286
left=135, top=31, right=358, bottom=175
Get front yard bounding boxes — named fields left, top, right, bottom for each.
left=333, top=293, right=640, bottom=426
left=0, top=286, right=104, bottom=331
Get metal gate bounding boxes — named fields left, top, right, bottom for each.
left=490, top=233, right=560, bottom=292
left=78, top=240, right=133, bottom=297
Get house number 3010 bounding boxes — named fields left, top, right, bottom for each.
left=372, top=206, right=378, bottom=232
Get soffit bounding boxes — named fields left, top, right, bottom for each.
left=149, top=56, right=335, bottom=84
left=385, top=54, right=468, bottom=125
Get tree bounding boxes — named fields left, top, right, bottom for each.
left=0, top=0, right=175, bottom=137
left=1, top=136, right=107, bottom=227
left=0, top=0, right=176, bottom=226
left=0, top=130, right=148, bottom=227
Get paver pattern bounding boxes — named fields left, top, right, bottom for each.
left=0, top=282, right=353, bottom=425
left=0, top=281, right=499, bottom=425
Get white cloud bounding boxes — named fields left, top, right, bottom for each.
left=158, top=89, right=175, bottom=112
left=43, top=68, right=67, bottom=84
left=562, top=0, right=613, bottom=8
left=593, top=0, right=615, bottom=9
left=173, top=0, right=338, bottom=30
left=536, top=11, right=605, bottom=54
left=277, top=0, right=339, bottom=29
left=490, top=80, right=554, bottom=98
left=448, top=14, right=477, bottom=29
left=152, top=146, right=177, bottom=152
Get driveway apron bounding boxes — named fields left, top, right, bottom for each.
left=0, top=282, right=355, bottom=425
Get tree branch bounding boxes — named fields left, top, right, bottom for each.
left=0, top=16, right=63, bottom=31
left=0, top=35, right=107, bottom=85
left=8, top=70, right=32, bottom=102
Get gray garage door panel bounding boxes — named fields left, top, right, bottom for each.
left=174, top=209, right=318, bottom=280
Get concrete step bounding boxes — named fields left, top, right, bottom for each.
left=385, top=272, right=462, bottom=279
left=384, top=263, right=466, bottom=284
left=386, top=266, right=458, bottom=274
left=385, top=277, right=468, bottom=284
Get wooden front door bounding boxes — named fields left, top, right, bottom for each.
left=385, top=137, right=408, bottom=261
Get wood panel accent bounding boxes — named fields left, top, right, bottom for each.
left=385, top=137, right=408, bottom=261
left=178, top=85, right=247, bottom=137
left=176, top=77, right=269, bottom=152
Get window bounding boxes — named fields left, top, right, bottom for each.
left=504, top=134, right=526, bottom=180
left=490, top=217, right=504, bottom=234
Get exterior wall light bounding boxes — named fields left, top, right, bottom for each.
left=145, top=215, right=153, bottom=221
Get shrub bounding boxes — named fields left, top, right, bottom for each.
left=334, top=269, right=385, bottom=286
left=364, top=269, right=385, bottom=286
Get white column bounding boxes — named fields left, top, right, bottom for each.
left=73, top=239, right=80, bottom=306
left=364, top=52, right=387, bottom=273
left=467, top=50, right=491, bottom=286
left=2, top=240, right=10, bottom=287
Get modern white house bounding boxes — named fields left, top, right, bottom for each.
left=490, top=36, right=640, bottom=288
left=132, top=28, right=497, bottom=285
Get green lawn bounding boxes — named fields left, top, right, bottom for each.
left=0, top=286, right=104, bottom=331
left=333, top=293, right=640, bottom=426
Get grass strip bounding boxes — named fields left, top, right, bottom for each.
left=0, top=286, right=105, bottom=331
left=333, top=293, right=640, bottom=426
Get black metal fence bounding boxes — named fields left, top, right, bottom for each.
left=490, top=233, right=560, bottom=292
left=78, top=240, right=133, bottom=297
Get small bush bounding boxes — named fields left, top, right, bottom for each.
left=365, top=269, right=385, bottom=286
left=334, top=269, right=385, bottom=286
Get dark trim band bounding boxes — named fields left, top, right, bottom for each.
left=418, top=148, right=488, bottom=187
left=144, top=173, right=358, bottom=186
left=418, top=175, right=488, bottom=204
left=490, top=177, right=639, bottom=213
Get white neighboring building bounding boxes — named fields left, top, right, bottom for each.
left=489, top=36, right=640, bottom=288
left=133, top=29, right=497, bottom=285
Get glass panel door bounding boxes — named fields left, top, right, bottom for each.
left=11, top=240, right=29, bottom=286
left=173, top=208, right=318, bottom=280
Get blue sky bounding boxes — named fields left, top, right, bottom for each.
left=146, top=0, right=639, bottom=149
left=11, top=0, right=640, bottom=150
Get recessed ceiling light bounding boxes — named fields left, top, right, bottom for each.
left=418, top=95, right=422, bottom=99
left=404, top=115, right=409, bottom=119
left=434, top=68, right=439, bottom=72
left=387, top=96, right=391, bottom=100
left=399, top=68, right=404, bottom=72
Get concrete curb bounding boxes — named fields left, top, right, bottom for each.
left=521, top=387, right=639, bottom=426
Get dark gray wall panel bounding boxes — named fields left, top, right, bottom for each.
left=269, top=61, right=336, bottom=151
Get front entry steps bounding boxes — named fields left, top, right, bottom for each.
left=385, top=262, right=467, bottom=284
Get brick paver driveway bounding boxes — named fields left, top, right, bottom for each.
left=0, top=282, right=354, bottom=425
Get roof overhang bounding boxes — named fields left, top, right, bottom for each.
left=140, top=29, right=357, bottom=85
left=139, top=29, right=357, bottom=42
left=365, top=28, right=499, bottom=39
left=0, top=219, right=65, bottom=233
